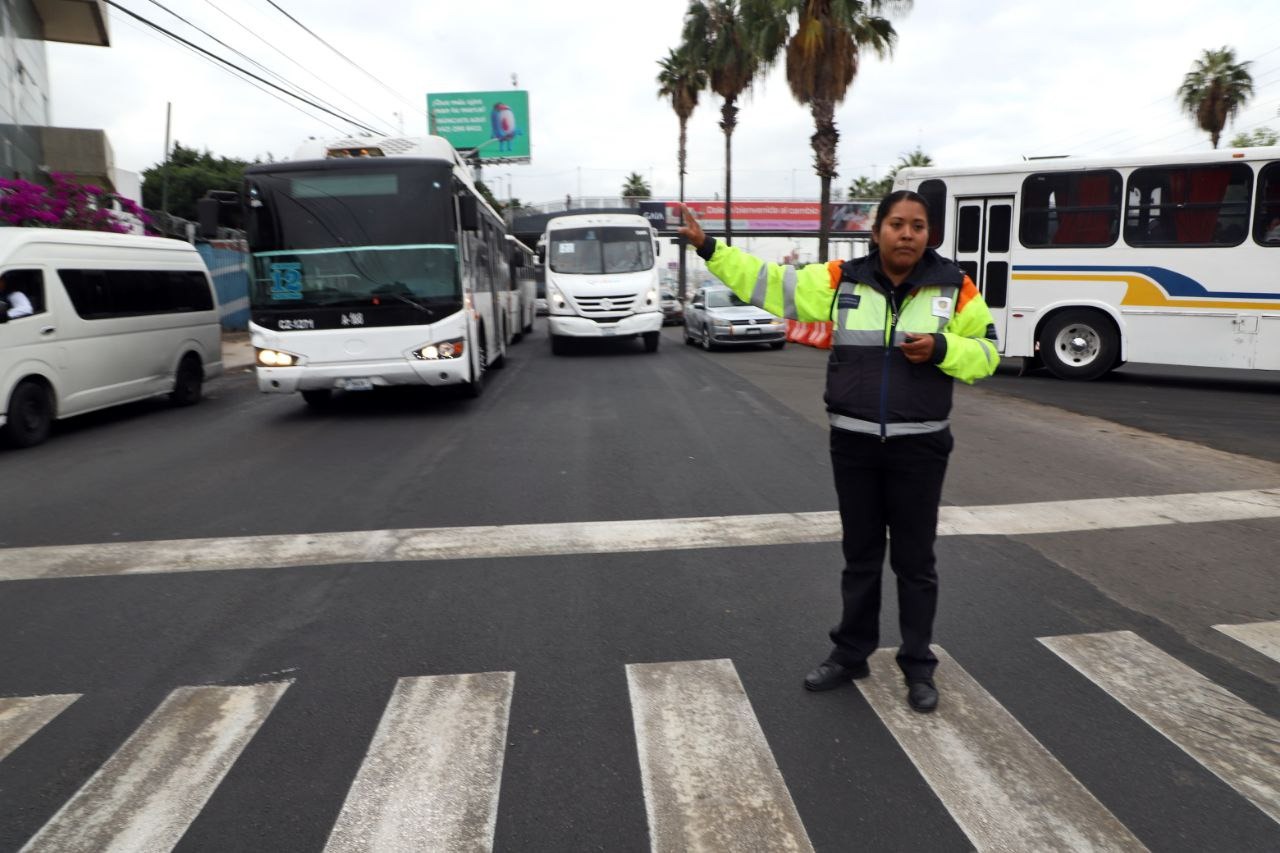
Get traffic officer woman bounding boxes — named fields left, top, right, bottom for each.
left=678, top=192, right=998, bottom=713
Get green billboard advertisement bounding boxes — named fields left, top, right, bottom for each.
left=427, top=90, right=531, bottom=163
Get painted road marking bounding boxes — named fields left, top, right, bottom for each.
left=1214, top=620, right=1280, bottom=664
left=0, top=694, right=80, bottom=763
left=1, top=488, right=1277, bottom=583
left=1041, top=630, right=1280, bottom=824
left=627, top=659, right=813, bottom=853
left=858, top=647, right=1146, bottom=852
left=19, top=682, right=290, bottom=853
left=324, top=672, right=514, bottom=853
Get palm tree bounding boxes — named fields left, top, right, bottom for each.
left=1178, top=47, right=1254, bottom=149
left=774, top=0, right=911, bottom=260
left=621, top=172, right=652, bottom=201
left=658, top=46, right=707, bottom=298
left=682, top=0, right=785, bottom=246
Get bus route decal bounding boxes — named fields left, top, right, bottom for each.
left=269, top=262, right=304, bottom=301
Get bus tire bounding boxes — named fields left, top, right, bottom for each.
left=550, top=334, right=569, bottom=356
left=301, top=390, right=332, bottom=408
left=463, top=334, right=486, bottom=397
left=642, top=331, right=660, bottom=353
left=1039, top=309, right=1119, bottom=381
left=169, top=354, right=203, bottom=406
left=3, top=380, right=54, bottom=448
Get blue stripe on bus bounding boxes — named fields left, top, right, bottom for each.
left=1011, top=265, right=1278, bottom=301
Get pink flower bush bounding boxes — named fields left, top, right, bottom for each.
left=0, top=172, right=151, bottom=233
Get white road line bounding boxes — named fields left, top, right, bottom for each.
left=324, top=672, right=514, bottom=853
left=626, top=659, right=814, bottom=853
left=857, top=647, right=1146, bottom=852
left=20, top=682, right=291, bottom=853
left=1040, top=630, right=1280, bottom=824
left=0, top=488, right=1277, bottom=583
left=1214, top=620, right=1280, bottom=664
left=0, top=694, right=80, bottom=763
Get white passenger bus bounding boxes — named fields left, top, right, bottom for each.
left=0, top=229, right=222, bottom=447
left=540, top=213, right=663, bottom=355
left=505, top=235, right=537, bottom=342
left=244, top=135, right=514, bottom=404
left=896, top=147, right=1280, bottom=379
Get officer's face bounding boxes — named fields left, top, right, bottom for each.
left=876, top=201, right=929, bottom=275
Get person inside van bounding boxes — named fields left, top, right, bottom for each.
left=0, top=273, right=34, bottom=319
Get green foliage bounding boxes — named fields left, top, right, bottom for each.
left=1229, top=126, right=1278, bottom=147
left=141, top=142, right=252, bottom=220
left=622, top=172, right=652, bottom=200
left=849, top=148, right=932, bottom=199
left=1177, top=47, right=1254, bottom=149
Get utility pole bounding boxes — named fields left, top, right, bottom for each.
left=160, top=102, right=172, bottom=217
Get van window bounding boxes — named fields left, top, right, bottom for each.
left=59, top=269, right=214, bottom=319
left=2, top=269, right=46, bottom=316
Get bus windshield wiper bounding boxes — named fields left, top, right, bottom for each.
left=384, top=289, right=434, bottom=317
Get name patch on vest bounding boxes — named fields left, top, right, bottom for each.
left=837, top=293, right=861, bottom=309
left=931, top=296, right=953, bottom=319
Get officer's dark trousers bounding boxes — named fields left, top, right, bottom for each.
left=827, top=426, right=953, bottom=682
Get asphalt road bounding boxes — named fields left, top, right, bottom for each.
left=1, top=322, right=1277, bottom=852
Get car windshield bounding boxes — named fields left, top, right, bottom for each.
left=549, top=226, right=654, bottom=274
left=706, top=290, right=749, bottom=308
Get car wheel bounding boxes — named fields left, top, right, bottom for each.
left=701, top=325, right=716, bottom=351
left=2, top=380, right=53, bottom=448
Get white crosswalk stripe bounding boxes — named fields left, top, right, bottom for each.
left=4, top=622, right=1276, bottom=849
left=1041, top=630, right=1280, bottom=824
left=858, top=647, right=1147, bottom=852
left=1214, top=620, right=1280, bottom=664
left=626, top=659, right=814, bottom=853
left=19, top=682, right=291, bottom=853
left=0, top=694, right=80, bottom=763
left=324, top=672, right=515, bottom=853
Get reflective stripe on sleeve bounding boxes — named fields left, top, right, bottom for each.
left=782, top=266, right=798, bottom=320
left=752, top=263, right=770, bottom=308
left=828, top=413, right=950, bottom=436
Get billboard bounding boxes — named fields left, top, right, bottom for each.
left=640, top=200, right=876, bottom=233
left=427, top=90, right=531, bottom=163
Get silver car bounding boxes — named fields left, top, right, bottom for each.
left=684, top=285, right=787, bottom=350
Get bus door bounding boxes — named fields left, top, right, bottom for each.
left=953, top=196, right=1013, bottom=347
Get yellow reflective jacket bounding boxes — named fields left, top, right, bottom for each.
left=701, top=239, right=999, bottom=438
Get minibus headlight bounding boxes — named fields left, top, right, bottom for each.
left=414, top=338, right=465, bottom=360
left=256, top=348, right=301, bottom=367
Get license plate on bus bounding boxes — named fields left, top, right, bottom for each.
left=339, top=378, right=373, bottom=391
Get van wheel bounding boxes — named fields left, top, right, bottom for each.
left=169, top=354, right=203, bottom=406
left=642, top=331, right=660, bottom=353
left=301, top=390, right=332, bottom=408
left=550, top=334, right=569, bottom=356
left=3, top=381, right=53, bottom=448
left=1039, top=309, right=1118, bottom=381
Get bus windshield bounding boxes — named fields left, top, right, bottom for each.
left=250, top=245, right=459, bottom=310
left=549, top=227, right=654, bottom=274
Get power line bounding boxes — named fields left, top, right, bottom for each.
left=258, top=0, right=427, bottom=117
left=102, top=0, right=385, bottom=134
left=139, top=0, right=385, bottom=134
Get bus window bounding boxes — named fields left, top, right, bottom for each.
left=1254, top=162, right=1280, bottom=246
left=1126, top=163, right=1252, bottom=247
left=1019, top=170, right=1121, bottom=248
left=917, top=179, right=946, bottom=248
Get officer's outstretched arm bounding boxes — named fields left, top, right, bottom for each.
left=698, top=239, right=837, bottom=323
left=938, top=276, right=1000, bottom=384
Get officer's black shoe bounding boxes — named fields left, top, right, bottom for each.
left=804, top=660, right=870, bottom=691
left=907, top=679, right=939, bottom=713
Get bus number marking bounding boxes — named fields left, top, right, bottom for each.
left=341, top=312, right=365, bottom=326
left=277, top=318, right=315, bottom=330
left=269, top=263, right=303, bottom=301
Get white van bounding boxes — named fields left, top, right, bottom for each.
left=541, top=213, right=663, bottom=354
left=0, top=229, right=223, bottom=448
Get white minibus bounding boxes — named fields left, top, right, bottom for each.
left=0, top=229, right=222, bottom=448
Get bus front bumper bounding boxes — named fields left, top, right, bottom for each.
left=547, top=312, right=663, bottom=338
left=257, top=357, right=471, bottom=393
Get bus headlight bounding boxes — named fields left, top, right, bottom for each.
left=414, top=338, right=465, bottom=360
left=547, top=284, right=570, bottom=314
left=257, top=348, right=302, bottom=367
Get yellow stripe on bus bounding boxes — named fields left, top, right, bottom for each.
left=1009, top=273, right=1278, bottom=311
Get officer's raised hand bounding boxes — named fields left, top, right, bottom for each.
left=676, top=203, right=706, bottom=250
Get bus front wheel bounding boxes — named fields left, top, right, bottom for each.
left=1038, top=309, right=1119, bottom=381
left=463, top=334, right=486, bottom=397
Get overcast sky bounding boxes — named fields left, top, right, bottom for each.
left=46, top=0, right=1280, bottom=207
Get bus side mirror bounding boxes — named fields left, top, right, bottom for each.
left=536, top=245, right=545, bottom=264
left=654, top=239, right=661, bottom=256
left=459, top=196, right=479, bottom=232
left=197, top=191, right=243, bottom=239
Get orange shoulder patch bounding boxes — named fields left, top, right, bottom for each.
left=956, top=275, right=980, bottom=314
left=826, top=260, right=844, bottom=289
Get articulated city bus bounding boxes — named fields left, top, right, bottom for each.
left=243, top=135, right=514, bottom=404
left=896, top=147, right=1280, bottom=379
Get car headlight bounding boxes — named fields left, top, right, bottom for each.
left=256, top=348, right=302, bottom=367
left=414, top=338, right=465, bottom=360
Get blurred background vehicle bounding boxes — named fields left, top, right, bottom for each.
left=660, top=288, right=684, bottom=325
left=683, top=285, right=786, bottom=351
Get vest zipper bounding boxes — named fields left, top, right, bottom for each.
left=879, top=295, right=897, bottom=442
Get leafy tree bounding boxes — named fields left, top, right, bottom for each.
left=848, top=148, right=931, bottom=200
left=770, top=0, right=910, bottom=260
left=1177, top=47, right=1254, bottom=149
left=658, top=45, right=708, bottom=297
left=621, top=172, right=652, bottom=200
left=682, top=0, right=784, bottom=246
left=0, top=172, right=147, bottom=232
left=141, top=142, right=251, bottom=220
left=1229, top=126, right=1278, bottom=147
